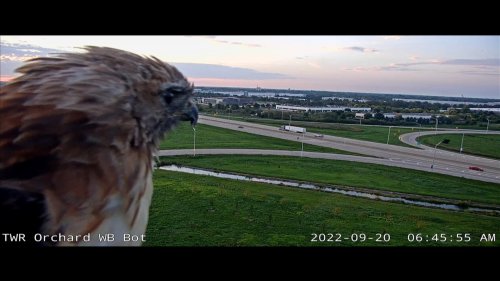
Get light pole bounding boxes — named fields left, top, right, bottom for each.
left=460, top=132, right=464, bottom=153
left=486, top=118, right=490, bottom=134
left=289, top=114, right=292, bottom=127
left=435, top=116, right=438, bottom=135
left=301, top=132, right=304, bottom=157
left=192, top=126, right=196, bottom=156
left=386, top=126, right=392, bottom=145
left=431, top=140, right=443, bottom=169
left=431, top=139, right=449, bottom=169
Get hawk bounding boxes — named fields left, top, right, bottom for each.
left=0, top=46, right=198, bottom=246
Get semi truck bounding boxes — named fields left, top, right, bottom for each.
left=280, top=125, right=306, bottom=133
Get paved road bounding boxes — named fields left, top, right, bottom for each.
left=196, top=116, right=500, bottom=183
left=399, top=130, right=500, bottom=151
left=159, top=149, right=500, bottom=183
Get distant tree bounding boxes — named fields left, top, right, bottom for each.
left=364, top=113, right=372, bottom=119
left=374, top=112, right=384, bottom=120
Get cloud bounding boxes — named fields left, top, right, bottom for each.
left=343, top=65, right=419, bottom=72
left=306, top=62, right=321, bottom=69
left=384, top=36, right=400, bottom=40
left=0, top=74, right=18, bottom=82
left=390, top=61, right=429, bottom=67
left=342, top=67, right=372, bottom=72
left=173, top=63, right=292, bottom=80
left=459, top=70, right=499, bottom=76
left=0, top=43, right=288, bottom=82
left=379, top=65, right=420, bottom=71
left=388, top=58, right=500, bottom=70
left=441, top=58, right=500, bottom=66
left=1, top=42, right=63, bottom=61
left=344, top=58, right=500, bottom=76
left=393, top=58, right=499, bottom=68
left=200, top=36, right=261, bottom=48
left=343, top=46, right=378, bottom=53
left=0, top=43, right=67, bottom=80
left=245, top=43, right=262, bottom=47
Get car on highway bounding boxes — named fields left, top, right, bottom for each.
left=238, top=126, right=244, bottom=129
left=313, top=134, right=324, bottom=138
left=468, top=166, right=484, bottom=172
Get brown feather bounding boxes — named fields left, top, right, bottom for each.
left=0, top=46, right=197, bottom=246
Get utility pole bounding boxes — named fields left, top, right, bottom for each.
left=460, top=132, right=464, bottom=153
left=289, top=114, right=292, bottom=127
left=431, top=140, right=443, bottom=169
left=301, top=132, right=304, bottom=157
left=435, top=117, right=438, bottom=134
left=386, top=126, right=392, bottom=145
left=486, top=118, right=490, bottom=134
left=192, top=126, right=196, bottom=156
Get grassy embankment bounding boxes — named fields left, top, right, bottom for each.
left=146, top=169, right=499, bottom=246
left=160, top=122, right=358, bottom=155
left=417, top=134, right=500, bottom=159
left=161, top=155, right=500, bottom=206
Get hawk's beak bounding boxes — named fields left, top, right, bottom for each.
left=181, top=103, right=198, bottom=126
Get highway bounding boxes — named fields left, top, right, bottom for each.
left=159, top=149, right=498, bottom=183
left=195, top=116, right=500, bottom=184
left=399, top=129, right=500, bottom=151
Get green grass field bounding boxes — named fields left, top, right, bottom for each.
left=160, top=122, right=356, bottom=155
left=145, top=170, right=500, bottom=246
left=160, top=155, right=500, bottom=205
left=212, top=116, right=429, bottom=147
left=417, top=134, right=500, bottom=159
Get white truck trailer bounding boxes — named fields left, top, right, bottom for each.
left=280, top=125, right=306, bottom=133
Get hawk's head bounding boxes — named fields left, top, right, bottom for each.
left=0, top=46, right=198, bottom=246
left=148, top=80, right=198, bottom=146
left=75, top=46, right=200, bottom=148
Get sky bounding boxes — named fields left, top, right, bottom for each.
left=1, top=36, right=499, bottom=99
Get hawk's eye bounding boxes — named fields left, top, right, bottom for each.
left=162, top=91, right=174, bottom=104
left=160, top=83, right=189, bottom=104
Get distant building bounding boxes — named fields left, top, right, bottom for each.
left=201, top=98, right=224, bottom=105
left=222, top=97, right=240, bottom=105
left=322, top=97, right=353, bottom=101
left=470, top=108, right=500, bottom=113
left=383, top=113, right=433, bottom=119
left=222, top=97, right=253, bottom=105
left=276, top=105, right=371, bottom=112
left=322, top=97, right=369, bottom=102
left=355, top=113, right=365, bottom=119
